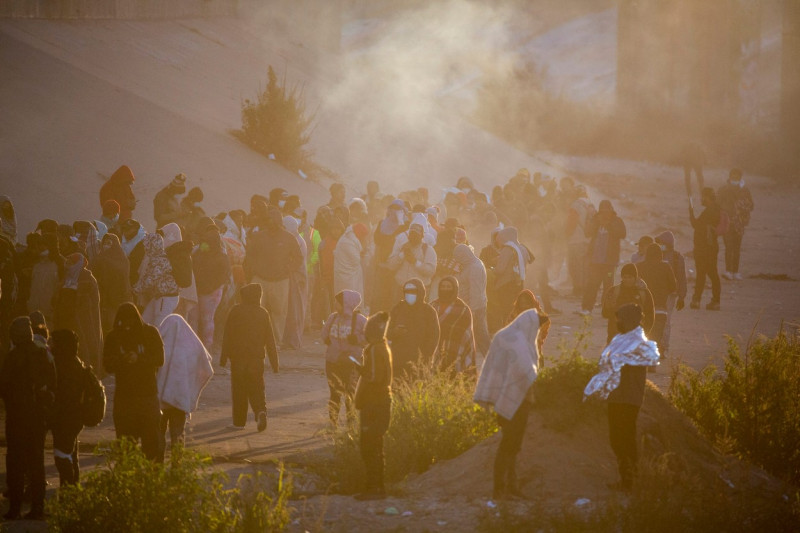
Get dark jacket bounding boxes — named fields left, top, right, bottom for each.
left=691, top=203, right=720, bottom=253
left=193, top=233, right=231, bottom=295
left=655, top=231, right=687, bottom=300
left=221, top=284, right=279, bottom=372
left=636, top=245, right=677, bottom=310
left=51, top=329, right=87, bottom=437
left=165, top=240, right=193, bottom=289
left=103, top=303, right=164, bottom=404
left=99, top=165, right=136, bottom=221
left=586, top=210, right=627, bottom=265
left=243, top=208, right=303, bottom=282
left=601, top=280, right=655, bottom=343
left=0, top=317, right=56, bottom=427
left=387, top=278, right=440, bottom=378
left=354, top=312, right=392, bottom=410
left=607, top=365, right=647, bottom=406
left=153, top=186, right=181, bottom=229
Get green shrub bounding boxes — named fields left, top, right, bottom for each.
left=48, top=439, right=234, bottom=533
left=669, top=328, right=800, bottom=484
left=229, top=467, right=293, bottom=533
left=48, top=439, right=295, bottom=533
left=321, top=364, right=498, bottom=493
left=234, top=65, right=315, bottom=172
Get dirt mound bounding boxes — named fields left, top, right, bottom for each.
left=407, top=384, right=784, bottom=507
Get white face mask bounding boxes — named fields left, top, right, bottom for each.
left=278, top=200, right=286, bottom=209
left=394, top=210, right=404, bottom=224
left=111, top=215, right=119, bottom=224
left=738, top=179, right=745, bottom=188
left=404, top=293, right=417, bottom=305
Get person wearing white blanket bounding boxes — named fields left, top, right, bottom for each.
left=157, top=314, right=214, bottom=448
left=584, top=303, right=659, bottom=491
left=473, top=308, right=549, bottom=499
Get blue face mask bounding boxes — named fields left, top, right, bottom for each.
left=404, top=293, right=417, bottom=305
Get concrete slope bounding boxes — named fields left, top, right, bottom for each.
left=0, top=19, right=328, bottom=235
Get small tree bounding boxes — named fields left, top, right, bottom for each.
left=236, top=65, right=315, bottom=172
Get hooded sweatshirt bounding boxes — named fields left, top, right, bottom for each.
left=495, top=227, right=532, bottom=289
left=220, top=283, right=279, bottom=372
left=333, top=225, right=364, bottom=297
left=321, top=289, right=367, bottom=363
left=387, top=278, right=440, bottom=377
left=636, top=244, right=677, bottom=310
left=655, top=231, right=687, bottom=300
left=103, top=303, right=164, bottom=404
left=453, top=244, right=488, bottom=311
left=354, top=311, right=393, bottom=409
left=99, top=165, right=137, bottom=221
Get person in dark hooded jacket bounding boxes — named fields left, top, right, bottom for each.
left=601, top=264, right=655, bottom=344
left=654, top=231, right=687, bottom=358
left=689, top=187, right=721, bottom=310
left=353, top=311, right=392, bottom=500
left=430, top=276, right=475, bottom=373
left=99, top=165, right=137, bottom=222
left=50, top=329, right=86, bottom=487
left=220, top=283, right=279, bottom=431
left=636, top=244, right=677, bottom=356
left=387, top=278, right=439, bottom=379
left=0, top=317, right=56, bottom=520
left=103, top=303, right=164, bottom=462
left=581, top=200, right=627, bottom=314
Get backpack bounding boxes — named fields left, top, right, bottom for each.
left=716, top=210, right=730, bottom=236
left=81, top=366, right=107, bottom=427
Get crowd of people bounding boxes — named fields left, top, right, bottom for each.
left=0, top=161, right=755, bottom=509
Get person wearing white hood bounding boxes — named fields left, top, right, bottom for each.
left=387, top=223, right=437, bottom=299
left=159, top=223, right=198, bottom=331
left=157, top=314, right=214, bottom=448
left=474, top=308, right=548, bottom=499
left=389, top=211, right=437, bottom=258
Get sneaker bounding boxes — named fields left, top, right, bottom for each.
left=227, top=424, right=246, bottom=431
left=733, top=272, right=743, bottom=280
left=722, top=271, right=733, bottom=280
left=689, top=299, right=700, bottom=309
left=257, top=411, right=267, bottom=433
left=706, top=301, right=720, bottom=311
left=576, top=309, right=591, bottom=316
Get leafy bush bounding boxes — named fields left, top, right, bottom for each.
left=669, top=328, right=800, bottom=484
left=48, top=439, right=294, bottom=533
left=320, top=364, right=498, bottom=493
left=234, top=65, right=315, bottom=172
left=48, top=439, right=233, bottom=533
left=229, top=467, right=293, bottom=533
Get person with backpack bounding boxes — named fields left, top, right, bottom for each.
left=689, top=187, right=722, bottom=310
left=321, top=289, right=367, bottom=428
left=601, top=263, right=655, bottom=344
left=717, top=168, right=754, bottom=281
left=103, top=303, right=165, bottom=462
left=157, top=314, right=214, bottom=448
left=220, top=283, right=279, bottom=432
left=0, top=317, right=56, bottom=520
left=50, top=329, right=92, bottom=487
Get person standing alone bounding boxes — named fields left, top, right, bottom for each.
left=717, top=168, right=754, bottom=281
